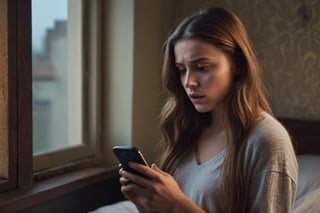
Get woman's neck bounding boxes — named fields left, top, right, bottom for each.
left=209, top=105, right=228, bottom=134
left=195, top=107, right=228, bottom=165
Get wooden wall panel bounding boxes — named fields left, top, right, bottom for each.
left=280, top=118, right=320, bottom=155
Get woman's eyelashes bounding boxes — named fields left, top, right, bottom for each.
left=195, top=63, right=214, bottom=72
left=176, top=63, right=215, bottom=75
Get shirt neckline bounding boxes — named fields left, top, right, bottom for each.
left=193, top=148, right=226, bottom=169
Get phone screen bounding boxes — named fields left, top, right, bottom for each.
left=113, top=146, right=149, bottom=178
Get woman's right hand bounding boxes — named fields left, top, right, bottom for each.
left=119, top=168, right=154, bottom=213
left=119, top=164, right=205, bottom=213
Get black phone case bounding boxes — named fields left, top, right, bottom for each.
left=112, top=146, right=149, bottom=178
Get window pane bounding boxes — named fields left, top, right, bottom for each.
left=32, top=0, right=83, bottom=155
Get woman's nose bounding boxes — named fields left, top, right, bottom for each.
left=184, top=71, right=198, bottom=88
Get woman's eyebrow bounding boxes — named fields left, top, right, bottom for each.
left=175, top=57, right=213, bottom=65
left=189, top=57, right=212, bottom=63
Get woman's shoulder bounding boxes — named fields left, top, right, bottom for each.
left=248, top=111, right=291, bottom=147
left=244, top=111, right=298, bottom=178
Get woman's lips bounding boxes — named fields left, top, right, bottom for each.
left=189, top=94, right=205, bottom=104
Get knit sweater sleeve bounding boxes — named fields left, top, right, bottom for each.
left=244, top=113, right=298, bottom=213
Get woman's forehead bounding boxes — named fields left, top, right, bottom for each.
left=174, top=39, right=225, bottom=63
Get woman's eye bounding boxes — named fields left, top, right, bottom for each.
left=196, top=65, right=211, bottom=72
left=177, top=67, right=187, bottom=74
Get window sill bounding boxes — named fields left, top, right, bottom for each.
left=0, top=165, right=118, bottom=212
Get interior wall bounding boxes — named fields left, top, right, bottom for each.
left=173, top=0, right=320, bottom=121
left=131, top=0, right=175, bottom=162
left=102, top=0, right=175, bottom=164
left=102, top=0, right=134, bottom=165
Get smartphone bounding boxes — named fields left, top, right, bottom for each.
left=112, top=146, right=149, bottom=178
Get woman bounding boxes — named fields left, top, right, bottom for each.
left=118, top=7, right=298, bottom=213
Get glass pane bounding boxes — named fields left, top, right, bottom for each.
left=32, top=0, right=83, bottom=155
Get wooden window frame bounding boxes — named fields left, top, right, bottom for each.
left=0, top=0, right=18, bottom=192
left=0, top=0, right=32, bottom=191
left=0, top=0, right=118, bottom=211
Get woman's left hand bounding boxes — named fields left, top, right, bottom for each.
left=120, top=162, right=187, bottom=212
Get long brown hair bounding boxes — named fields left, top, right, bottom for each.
left=159, top=7, right=273, bottom=212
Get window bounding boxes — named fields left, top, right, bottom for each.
left=32, top=0, right=81, bottom=155
left=0, top=0, right=102, bottom=192
left=32, top=0, right=100, bottom=173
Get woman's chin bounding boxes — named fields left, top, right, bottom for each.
left=194, top=106, right=212, bottom=113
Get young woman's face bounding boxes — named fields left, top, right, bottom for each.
left=174, top=39, right=235, bottom=113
